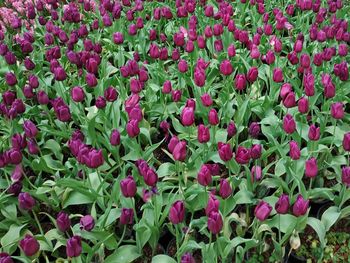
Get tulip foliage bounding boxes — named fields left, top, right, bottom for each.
left=0, top=0, right=349, bottom=262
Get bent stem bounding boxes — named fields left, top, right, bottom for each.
left=175, top=224, right=181, bottom=262
left=116, top=225, right=126, bottom=247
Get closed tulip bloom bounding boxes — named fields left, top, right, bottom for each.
left=275, top=194, right=290, bottom=214
left=56, top=211, right=71, bottom=232
left=322, top=74, right=335, bottom=98
left=342, top=167, right=350, bottom=187
left=247, top=67, right=258, bottom=82
left=235, top=74, right=247, bottom=90
left=308, top=124, right=320, bottom=141
left=120, top=176, right=137, bottom=197
left=280, top=83, right=292, bottom=99
left=71, top=86, right=85, bottom=102
left=194, top=69, right=205, bottom=87
left=0, top=252, right=13, bottom=263
left=208, top=109, right=219, bottom=125
left=207, top=211, right=223, bottom=234
left=169, top=200, right=185, bottom=224
left=5, top=72, right=17, bottom=86
left=343, top=132, right=350, bottom=151
left=126, top=120, right=140, bottom=138
left=220, top=60, right=233, bottom=76
left=110, top=129, right=121, bottom=146
left=331, top=102, right=344, bottom=119
left=303, top=73, right=315, bottom=96
left=283, top=92, right=296, bottom=108
left=178, top=60, right=188, bottom=73
left=66, top=236, right=82, bottom=258
left=200, top=93, right=213, bottom=107
left=228, top=44, right=236, bottom=57
left=162, top=80, right=172, bottom=94
left=219, top=179, right=232, bottom=199
left=338, top=44, right=348, bottom=57
left=19, top=235, right=40, bottom=257
left=227, top=121, right=237, bottom=139
left=104, top=86, right=118, bottom=102
left=198, top=124, right=210, bottom=143
left=181, top=253, right=195, bottom=263
left=250, top=144, right=262, bottom=159
left=113, top=32, right=124, bottom=44
left=120, top=208, right=134, bottom=225
left=181, top=107, right=195, bottom=126
left=37, top=90, right=49, bottom=105
left=168, top=136, right=180, bottom=153
left=235, top=146, right=251, bottom=164
left=144, top=168, right=158, bottom=186
left=283, top=114, right=296, bottom=134
left=305, top=157, right=318, bottom=178
left=80, top=215, right=95, bottom=231
left=249, top=122, right=260, bottom=138
left=300, top=54, right=311, bottom=68
left=18, top=192, right=35, bottom=210
left=197, top=164, right=212, bottom=186
left=251, top=165, right=262, bottom=181
left=298, top=97, right=309, bottom=114
left=28, top=139, right=39, bottom=155
left=254, top=201, right=272, bottom=221
left=23, top=120, right=38, bottom=138
left=95, top=96, right=106, bottom=109
left=273, top=68, right=283, bottom=82
left=85, top=149, right=104, bottom=168
left=186, top=99, right=196, bottom=110
left=205, top=194, right=219, bottom=216
left=292, top=195, right=309, bottom=217
left=218, top=142, right=233, bottom=162
left=172, top=90, right=182, bottom=102
left=85, top=73, right=97, bottom=87
left=289, top=141, right=300, bottom=160
left=173, top=141, right=187, bottom=161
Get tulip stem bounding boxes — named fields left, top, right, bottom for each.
left=309, top=178, right=313, bottom=191
left=175, top=225, right=181, bottom=262
left=33, top=210, right=44, bottom=236
left=279, top=214, right=283, bottom=261
left=132, top=198, right=139, bottom=224
left=329, top=120, right=337, bottom=151
left=117, top=225, right=126, bottom=247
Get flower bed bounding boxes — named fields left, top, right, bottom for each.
left=0, top=0, right=349, bottom=262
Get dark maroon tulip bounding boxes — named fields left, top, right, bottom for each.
left=8, top=181, right=22, bottom=196
left=250, top=144, right=262, bottom=160
left=289, top=141, right=300, bottom=160
left=84, top=149, right=104, bottom=169
left=342, top=167, right=350, bottom=187
left=275, top=194, right=289, bottom=214
left=95, top=96, right=106, bottom=109
left=173, top=141, right=187, bottom=161
left=205, top=194, right=219, bottom=216
left=308, top=124, right=320, bottom=141
left=120, top=208, right=134, bottom=225
left=104, top=86, right=118, bottom=102
left=247, top=67, right=258, bottom=82
left=218, top=142, right=233, bottom=162
left=219, top=179, right=232, bottom=199
left=169, top=200, right=185, bottom=224
left=300, top=53, right=310, bottom=68
left=292, top=195, right=309, bottom=217
left=200, top=93, right=213, bottom=107
left=19, top=235, right=40, bottom=257
left=219, top=60, right=233, bottom=76
left=207, top=211, right=223, bottom=234
left=273, top=68, right=283, bottom=82
left=126, top=119, right=140, bottom=138
left=23, top=120, right=38, bottom=138
left=305, top=157, right=318, bottom=178
left=54, top=67, right=67, bottom=81
left=283, top=114, right=296, bottom=134
left=198, top=124, right=210, bottom=143
left=120, top=176, right=137, bottom=198
left=197, top=164, right=212, bottom=186
left=303, top=73, right=315, bottom=96
left=330, top=102, right=344, bottom=120
left=66, top=236, right=82, bottom=258
left=56, top=211, right=71, bottom=232
left=18, top=192, right=35, bottom=210
left=181, top=107, right=195, bottom=126
left=110, top=129, right=120, bottom=146
left=251, top=165, right=262, bottom=182
left=5, top=72, right=17, bottom=86
left=235, top=74, right=247, bottom=91
left=0, top=252, right=13, bottom=263
left=227, top=121, right=237, bottom=139
left=298, top=97, right=309, bottom=114
left=208, top=109, right=219, bottom=125
left=71, top=86, right=85, bottom=102
left=162, top=80, right=172, bottom=94
left=235, top=146, right=250, bottom=164
left=178, top=59, right=188, bottom=73
left=322, top=74, right=335, bottom=98
left=181, top=253, right=195, bottom=263
left=12, top=134, right=27, bottom=150
left=37, top=91, right=49, bottom=105
left=249, top=122, right=260, bottom=138
left=144, top=168, right=158, bottom=186
left=254, top=201, right=272, bottom=221
left=28, top=75, right=39, bottom=89
left=343, top=132, right=350, bottom=151
left=334, top=61, right=349, bottom=81
left=80, top=215, right=94, bottom=231
left=28, top=139, right=39, bottom=155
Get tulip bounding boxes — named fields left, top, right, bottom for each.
left=144, top=168, right=158, bottom=186
left=8, top=182, right=22, bottom=196
left=330, top=102, right=344, bottom=119
left=113, top=32, right=124, bottom=44
left=343, top=132, right=350, bottom=151
left=235, top=74, right=247, bottom=91
left=172, top=90, right=182, bottom=102
left=249, top=122, right=260, bottom=138
left=181, top=107, right=195, bottom=126
left=207, top=211, right=223, bottom=234
left=308, top=124, right=320, bottom=141
left=208, top=109, right=219, bottom=125
left=126, top=120, right=140, bottom=138
left=280, top=83, right=292, bottom=99
left=200, top=93, right=213, bottom=107
left=227, top=121, right=237, bottom=139
left=173, top=141, right=187, bottom=161
left=220, top=60, right=233, bottom=76
left=322, top=74, right=335, bottom=98
left=275, top=194, right=290, bottom=214
left=18, top=192, right=35, bottom=211
left=218, top=142, right=233, bottom=162
left=84, top=149, right=104, bottom=168
left=303, top=73, right=315, bottom=96
left=110, top=129, right=120, bottom=146
left=5, top=72, right=17, bottom=86
left=305, top=157, right=318, bottom=178
left=198, top=124, right=210, bottom=143
left=80, top=215, right=95, bottom=231
left=334, top=61, right=349, bottom=81
left=169, top=200, right=185, bottom=224
left=342, top=167, right=350, bottom=187
left=12, top=134, right=27, bottom=150
left=186, top=99, right=196, bottom=110
left=54, top=67, right=67, bottom=81
left=194, top=68, right=205, bottom=87
left=250, top=144, right=262, bottom=160
left=104, top=86, right=118, bottom=102
left=273, top=68, right=283, bottom=82
left=292, top=195, right=309, bottom=217
left=168, top=136, right=180, bottom=153
left=120, top=208, right=134, bottom=225
left=162, top=81, right=172, bottom=94
left=235, top=146, right=251, bottom=164
left=56, top=211, right=71, bottom=232
left=23, top=120, right=38, bottom=138
left=254, top=201, right=272, bottom=221
left=69, top=87, right=84, bottom=104
left=66, top=236, right=82, bottom=258
left=37, top=91, right=49, bottom=105
left=283, top=114, right=296, bottom=134
left=197, top=165, right=212, bottom=186
left=338, top=44, right=348, bottom=57
left=19, top=235, right=40, bottom=257
left=247, top=67, right=258, bottom=82
left=181, top=253, right=195, bottom=263
left=298, top=97, right=309, bottom=114
left=205, top=194, right=219, bottom=216
left=0, top=252, right=13, bottom=263
left=300, top=54, right=310, bottom=68
left=289, top=141, right=301, bottom=160
left=251, top=165, right=262, bottom=181
left=95, top=96, right=106, bottom=109
left=219, top=179, right=232, bottom=199
left=120, top=176, right=137, bottom=197
left=178, top=60, right=188, bottom=73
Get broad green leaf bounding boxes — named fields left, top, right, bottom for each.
left=152, top=255, right=177, bottom=263
left=104, top=245, right=141, bottom=263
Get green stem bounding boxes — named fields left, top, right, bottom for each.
left=279, top=214, right=282, bottom=261
left=175, top=225, right=181, bottom=262
left=132, top=197, right=139, bottom=224
left=33, top=210, right=44, bottom=236
left=116, top=225, right=126, bottom=247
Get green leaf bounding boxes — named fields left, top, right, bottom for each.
left=1, top=224, right=26, bottom=250
left=307, top=217, right=326, bottom=248
left=320, top=206, right=340, bottom=231
left=62, top=191, right=94, bottom=208
left=152, top=255, right=177, bottom=263
left=104, top=245, right=141, bottom=263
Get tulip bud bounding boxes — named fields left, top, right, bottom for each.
left=247, top=67, right=258, bottom=82
left=197, top=164, right=212, bottom=186
left=205, top=194, right=219, bottom=216
left=120, top=208, right=134, bottom=225
left=200, top=93, right=213, bottom=107
left=198, top=124, right=210, bottom=143
left=273, top=68, right=283, bottom=82
left=283, top=114, right=296, bottom=134
left=219, top=179, right=232, bottom=199
left=19, top=235, right=40, bottom=257
left=144, top=168, right=158, bottom=186
left=308, top=124, right=320, bottom=141
left=250, top=144, right=262, bottom=159
left=0, top=252, right=13, bottom=263
left=292, top=195, right=309, bottom=217
left=169, top=200, right=185, bottom=224
left=110, top=129, right=121, bottom=146
left=162, top=80, right=172, bottom=94
left=18, top=192, right=35, bottom=210
left=303, top=73, right=315, bottom=96
left=235, top=146, right=250, bottom=164
left=251, top=165, right=262, bottom=181
left=37, top=90, right=49, bottom=105
left=172, top=90, right=182, bottom=102
left=126, top=119, right=140, bottom=138
left=104, top=86, right=118, bottom=102
left=120, top=176, right=137, bottom=197
left=5, top=72, right=17, bottom=86
left=227, top=121, right=237, bottom=139
left=181, top=107, right=195, bottom=126
left=331, top=102, right=344, bottom=119
left=254, top=201, right=272, bottom=221
left=56, top=211, right=71, bottom=232
left=249, top=122, right=260, bottom=138
left=178, top=59, right=188, bottom=73
left=23, top=120, right=38, bottom=138
left=66, top=236, right=82, bottom=258
left=305, top=157, right=318, bottom=178
left=343, top=132, right=350, bottom=151
left=289, top=141, right=300, bottom=160
left=219, top=60, right=233, bottom=76
left=207, top=211, right=223, bottom=234
left=208, top=109, right=219, bottom=125
left=275, top=194, right=289, bottom=214
left=181, top=253, right=195, bottom=263
left=298, top=97, right=309, bottom=114
left=218, top=142, right=233, bottom=162
left=80, top=215, right=95, bottom=231
left=342, top=167, right=350, bottom=187
left=113, top=32, right=124, bottom=44
left=173, top=141, right=187, bottom=161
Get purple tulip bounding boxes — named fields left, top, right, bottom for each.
left=173, top=141, right=187, bottom=161
left=227, top=121, right=237, bottom=139
left=0, top=252, right=13, bottom=263
left=198, top=124, right=210, bottom=143
left=181, top=107, right=195, bottom=126
left=80, top=215, right=95, bottom=231
left=71, top=86, right=85, bottom=102
left=120, top=208, right=134, bottom=225
left=289, top=141, right=301, bottom=160
left=273, top=68, right=283, bottom=82
left=342, top=167, right=350, bottom=187
left=283, top=114, right=296, bottom=134
left=181, top=253, right=195, bottom=263
left=126, top=120, right=140, bottom=138
left=275, top=194, right=289, bottom=214
left=169, top=200, right=185, bottom=224
left=330, top=102, right=344, bottom=120
left=23, top=120, right=38, bottom=138
left=19, top=235, right=40, bottom=257
left=66, top=236, right=82, bottom=258
left=218, top=142, right=233, bottom=162
left=305, top=157, right=318, bottom=178
left=200, top=93, right=213, bottom=107
left=249, top=122, right=260, bottom=138
left=144, top=168, right=158, bottom=186
left=104, top=86, right=118, bottom=102
left=220, top=60, right=233, bottom=76
left=235, top=74, right=247, bottom=90
left=250, top=144, right=262, bottom=160
left=110, top=129, right=121, bottom=146
left=235, top=146, right=250, bottom=164
left=251, top=165, right=262, bottom=182
left=254, top=201, right=272, bottom=221
left=343, top=132, right=350, bottom=151
left=120, top=176, right=137, bottom=198
left=308, top=124, right=320, bottom=141
left=205, top=194, right=219, bottom=216
left=207, top=211, right=223, bottom=234
left=298, top=97, right=309, bottom=114
left=56, top=211, right=71, bottom=232
left=197, top=164, right=212, bottom=186
left=219, top=179, right=232, bottom=199
left=18, top=192, right=35, bottom=211
left=292, top=195, right=309, bottom=217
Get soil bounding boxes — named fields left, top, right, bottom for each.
left=133, top=243, right=165, bottom=263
